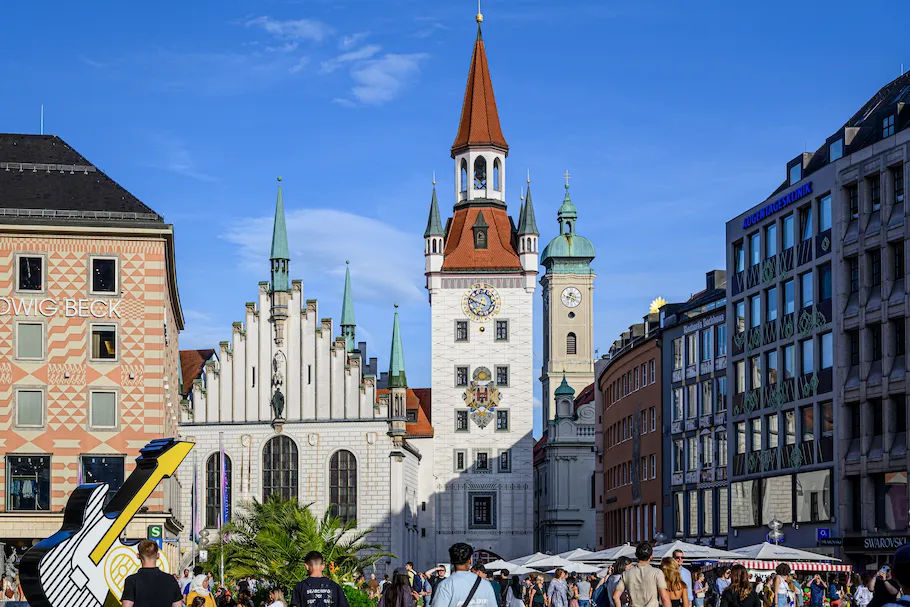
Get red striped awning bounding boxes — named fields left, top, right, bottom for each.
left=727, top=560, right=852, bottom=572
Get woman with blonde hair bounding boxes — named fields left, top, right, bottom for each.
left=267, top=587, right=288, bottom=607
left=661, top=557, right=690, bottom=607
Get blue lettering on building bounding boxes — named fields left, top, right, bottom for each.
left=742, top=182, right=813, bottom=229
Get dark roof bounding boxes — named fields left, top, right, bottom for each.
left=0, top=134, right=162, bottom=220
left=575, top=383, right=595, bottom=410
left=180, top=349, right=216, bottom=396
left=769, top=71, right=910, bottom=197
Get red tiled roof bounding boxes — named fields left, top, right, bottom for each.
left=533, top=432, right=548, bottom=465
left=575, top=382, right=595, bottom=410
left=442, top=206, right=520, bottom=271
left=378, top=387, right=434, bottom=438
left=451, top=28, right=508, bottom=156
left=179, top=349, right=215, bottom=396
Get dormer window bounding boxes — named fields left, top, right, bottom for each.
left=473, top=157, right=487, bottom=190
left=789, top=163, right=801, bottom=185
left=472, top=211, right=489, bottom=250
left=829, top=138, right=843, bottom=162
left=884, top=114, right=895, bottom=138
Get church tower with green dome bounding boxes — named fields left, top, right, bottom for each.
left=539, top=175, right=596, bottom=423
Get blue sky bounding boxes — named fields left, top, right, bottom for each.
left=2, top=0, right=908, bottom=436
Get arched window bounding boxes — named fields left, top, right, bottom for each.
left=205, top=453, right=232, bottom=528
left=565, top=221, right=572, bottom=234
left=475, top=230, right=486, bottom=249
left=460, top=160, right=468, bottom=193
left=474, top=157, right=487, bottom=190
left=263, top=436, right=298, bottom=501
left=493, top=159, right=501, bottom=191
left=567, top=332, right=577, bottom=355
left=432, top=240, right=437, bottom=253
left=330, top=450, right=357, bottom=523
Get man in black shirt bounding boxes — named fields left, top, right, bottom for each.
left=292, top=551, right=351, bottom=607
left=121, top=539, right=183, bottom=607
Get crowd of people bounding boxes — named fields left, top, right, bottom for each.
left=117, top=540, right=910, bottom=607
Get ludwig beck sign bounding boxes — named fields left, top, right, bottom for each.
left=0, top=297, right=122, bottom=318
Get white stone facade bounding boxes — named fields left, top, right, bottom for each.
left=176, top=281, right=419, bottom=573
left=418, top=278, right=536, bottom=565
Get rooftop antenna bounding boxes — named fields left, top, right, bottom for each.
left=40, top=105, right=44, bottom=135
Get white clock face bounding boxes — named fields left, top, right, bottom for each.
left=561, top=286, right=582, bottom=308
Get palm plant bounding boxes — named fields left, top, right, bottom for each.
left=204, top=495, right=392, bottom=591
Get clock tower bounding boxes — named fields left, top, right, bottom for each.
left=419, top=9, right=535, bottom=565
left=539, top=177, right=596, bottom=422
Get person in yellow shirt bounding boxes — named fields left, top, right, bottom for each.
left=186, top=574, right=217, bottom=607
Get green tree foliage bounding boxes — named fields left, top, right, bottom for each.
left=204, top=495, right=391, bottom=592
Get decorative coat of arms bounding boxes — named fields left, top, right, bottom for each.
left=464, top=367, right=500, bottom=428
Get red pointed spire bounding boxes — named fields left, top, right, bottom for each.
left=451, top=24, right=509, bottom=158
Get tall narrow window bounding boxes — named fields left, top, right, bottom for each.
left=783, top=344, right=795, bottom=379
left=473, top=156, right=487, bottom=189
left=894, top=165, right=904, bottom=204
left=206, top=453, right=232, bottom=528
left=493, top=158, right=501, bottom=191
left=766, top=223, right=777, bottom=258
left=800, top=206, right=813, bottom=241
left=262, top=436, right=298, bottom=501
left=567, top=332, right=577, bottom=355
left=790, top=163, right=802, bottom=185
left=750, top=232, right=760, bottom=267
left=801, top=339, right=815, bottom=374
left=783, top=279, right=795, bottom=315
left=734, top=241, right=745, bottom=273
left=330, top=450, right=357, bottom=523
left=829, top=138, right=844, bottom=162
left=735, top=301, right=746, bottom=333
left=872, top=324, right=883, bottom=361
left=849, top=257, right=860, bottom=293
left=848, top=185, right=859, bottom=220
left=91, top=257, right=118, bottom=294
left=893, top=241, right=905, bottom=279
left=767, top=286, right=778, bottom=321
left=750, top=294, right=761, bottom=328
left=460, top=159, right=468, bottom=192
left=716, top=324, right=727, bottom=357
left=819, top=264, right=832, bottom=302
left=872, top=249, right=882, bottom=286
left=871, top=176, right=882, bottom=212
left=819, top=195, right=831, bottom=232
left=801, top=271, right=814, bottom=309
left=17, top=256, right=43, bottom=292
left=783, top=215, right=794, bottom=249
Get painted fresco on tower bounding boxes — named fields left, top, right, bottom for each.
left=464, top=366, right=500, bottom=428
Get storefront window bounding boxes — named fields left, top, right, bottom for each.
left=82, top=456, right=125, bottom=503
left=7, top=455, right=51, bottom=511
left=731, top=480, right=759, bottom=527
left=762, top=475, right=793, bottom=524
left=796, top=469, right=831, bottom=523
left=673, top=492, right=684, bottom=536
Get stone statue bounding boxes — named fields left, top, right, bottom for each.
left=271, top=388, right=285, bottom=420
left=4, top=545, right=17, bottom=579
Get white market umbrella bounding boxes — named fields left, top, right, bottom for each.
left=731, top=542, right=841, bottom=562
left=525, top=555, right=576, bottom=569
left=549, top=562, right=601, bottom=574
left=484, top=559, right=519, bottom=570
left=558, top=549, right=595, bottom=561
left=586, top=544, right=638, bottom=562
left=651, top=540, right=742, bottom=561
left=501, top=565, right=538, bottom=576
left=512, top=552, right=552, bottom=565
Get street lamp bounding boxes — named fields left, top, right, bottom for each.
left=767, top=519, right=784, bottom=545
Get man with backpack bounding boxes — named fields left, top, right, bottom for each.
left=431, top=543, right=499, bottom=607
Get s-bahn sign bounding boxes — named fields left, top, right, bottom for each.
left=0, top=297, right=122, bottom=318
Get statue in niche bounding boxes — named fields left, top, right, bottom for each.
left=271, top=388, right=285, bottom=420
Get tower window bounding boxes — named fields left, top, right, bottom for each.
left=455, top=320, right=469, bottom=342
left=567, top=332, right=577, bottom=355
left=495, top=320, right=509, bottom=341
left=475, top=230, right=487, bottom=249
left=473, top=156, right=487, bottom=190
left=432, top=240, right=437, bottom=253
left=460, top=159, right=468, bottom=193
left=493, top=158, right=501, bottom=191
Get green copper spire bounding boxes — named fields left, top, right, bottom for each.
left=424, top=185, right=445, bottom=237
left=518, top=183, right=540, bottom=235
left=554, top=373, right=575, bottom=398
left=387, top=304, right=407, bottom=389
left=341, top=260, right=356, bottom=351
left=270, top=176, right=290, bottom=292
left=557, top=181, right=578, bottom=234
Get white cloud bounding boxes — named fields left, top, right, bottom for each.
left=349, top=53, right=429, bottom=105
left=289, top=56, right=311, bottom=73
left=320, top=44, right=382, bottom=74
left=146, top=133, right=216, bottom=182
left=245, top=16, right=333, bottom=43
left=332, top=98, right=358, bottom=108
left=340, top=32, right=370, bottom=49
left=222, top=208, right=424, bottom=305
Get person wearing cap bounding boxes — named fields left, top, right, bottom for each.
left=432, top=543, right=499, bottom=607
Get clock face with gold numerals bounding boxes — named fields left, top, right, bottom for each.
left=462, top=283, right=501, bottom=322
left=561, top=286, right=582, bottom=308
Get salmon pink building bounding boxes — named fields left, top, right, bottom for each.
left=0, top=134, right=184, bottom=566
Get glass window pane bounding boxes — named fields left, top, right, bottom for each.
left=18, top=256, right=43, bottom=291
left=751, top=417, right=762, bottom=451
left=688, top=492, right=698, bottom=536
left=819, top=195, right=832, bottom=232
left=719, top=488, right=729, bottom=534
left=6, top=455, right=51, bottom=511
left=796, top=470, right=831, bottom=522
left=802, top=406, right=815, bottom=442
left=767, top=350, right=778, bottom=385
left=829, top=139, right=843, bottom=162
left=766, top=224, right=777, bottom=258
left=801, top=339, right=814, bottom=374
left=91, top=392, right=117, bottom=428
left=731, top=480, right=759, bottom=527
left=783, top=215, right=794, bottom=250
left=790, top=164, right=801, bottom=185
left=16, top=390, right=43, bottom=427
left=762, top=475, right=794, bottom=524
left=92, top=325, right=117, bottom=360
left=784, top=345, right=795, bottom=379
left=750, top=233, right=761, bottom=266
left=768, top=414, right=779, bottom=449
left=734, top=242, right=745, bottom=273
left=784, top=279, right=795, bottom=315
left=735, top=301, right=746, bottom=333
left=750, top=295, right=761, bottom=328
left=821, top=333, right=833, bottom=369
left=17, top=323, right=43, bottom=359
left=785, top=411, right=796, bottom=445
left=716, top=324, right=727, bottom=357
left=92, top=258, right=117, bottom=293
left=83, top=456, right=125, bottom=503
left=801, top=271, right=814, bottom=308
left=767, top=287, right=778, bottom=322
left=702, top=380, right=713, bottom=415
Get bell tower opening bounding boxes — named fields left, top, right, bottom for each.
left=474, top=156, right=487, bottom=190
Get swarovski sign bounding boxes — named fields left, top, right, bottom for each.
left=0, top=297, right=122, bottom=318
